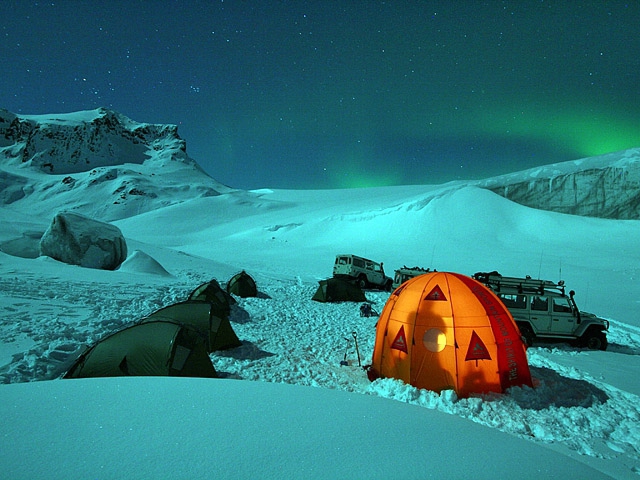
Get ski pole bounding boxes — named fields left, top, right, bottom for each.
left=352, top=331, right=361, bottom=367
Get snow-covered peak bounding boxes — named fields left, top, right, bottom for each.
left=0, top=107, right=234, bottom=222
left=0, top=107, right=189, bottom=174
left=17, top=108, right=114, bottom=126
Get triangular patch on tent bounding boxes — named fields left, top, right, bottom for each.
left=392, top=284, right=407, bottom=297
left=391, top=325, right=409, bottom=354
left=465, top=330, right=492, bottom=361
left=425, top=285, right=447, bottom=301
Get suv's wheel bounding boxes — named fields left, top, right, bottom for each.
left=357, top=275, right=368, bottom=289
left=581, top=330, right=608, bottom=351
left=518, top=324, right=535, bottom=347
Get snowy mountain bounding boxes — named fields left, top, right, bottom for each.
left=1, top=108, right=640, bottom=478
left=477, top=148, right=640, bottom=219
left=0, top=108, right=232, bottom=221
left=0, top=107, right=183, bottom=173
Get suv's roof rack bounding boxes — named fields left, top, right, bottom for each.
left=396, top=266, right=432, bottom=272
left=473, top=271, right=566, bottom=296
left=336, top=254, right=376, bottom=263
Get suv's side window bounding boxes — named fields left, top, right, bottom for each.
left=553, top=297, right=573, bottom=313
left=531, top=296, right=549, bottom=311
left=499, top=294, right=527, bottom=309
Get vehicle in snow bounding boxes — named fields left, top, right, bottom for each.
left=472, top=272, right=609, bottom=350
left=392, top=266, right=434, bottom=289
left=333, top=254, right=393, bottom=290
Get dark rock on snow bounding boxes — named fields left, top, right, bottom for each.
left=39, top=212, right=127, bottom=270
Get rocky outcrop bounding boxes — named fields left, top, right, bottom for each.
left=0, top=107, right=230, bottom=221
left=0, top=107, right=190, bottom=174
left=479, top=149, right=640, bottom=219
left=39, top=212, right=128, bottom=270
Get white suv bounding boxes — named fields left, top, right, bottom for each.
left=333, top=254, right=393, bottom=290
left=473, top=272, right=609, bottom=350
left=392, top=266, right=433, bottom=289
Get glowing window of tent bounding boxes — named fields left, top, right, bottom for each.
left=423, top=328, right=447, bottom=353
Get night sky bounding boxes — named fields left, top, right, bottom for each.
left=2, top=1, right=639, bottom=190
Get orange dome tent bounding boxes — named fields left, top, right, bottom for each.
left=368, top=272, right=533, bottom=397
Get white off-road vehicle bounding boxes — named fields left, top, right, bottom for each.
left=392, top=266, right=433, bottom=289
left=333, top=254, right=393, bottom=290
left=473, top=272, right=609, bottom=350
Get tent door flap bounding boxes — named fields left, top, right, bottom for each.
left=171, top=345, right=192, bottom=371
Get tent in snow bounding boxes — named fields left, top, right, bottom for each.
left=368, top=272, right=533, bottom=398
left=141, top=300, right=241, bottom=352
left=188, top=279, right=236, bottom=316
left=64, top=320, right=217, bottom=379
left=226, top=270, right=258, bottom=298
left=312, top=277, right=367, bottom=303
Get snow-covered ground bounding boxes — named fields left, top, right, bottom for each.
left=1, top=116, right=639, bottom=478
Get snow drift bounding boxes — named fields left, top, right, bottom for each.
left=0, top=377, right=612, bottom=480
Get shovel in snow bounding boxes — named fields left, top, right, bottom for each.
left=340, top=336, right=350, bottom=366
left=352, top=331, right=361, bottom=367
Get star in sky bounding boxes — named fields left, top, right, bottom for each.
left=1, top=1, right=639, bottom=189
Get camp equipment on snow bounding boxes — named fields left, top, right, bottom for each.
left=340, top=336, right=351, bottom=366
left=352, top=331, right=362, bottom=367
left=64, top=320, right=217, bottom=379
left=312, top=277, right=367, bottom=303
left=368, top=272, right=533, bottom=398
left=188, top=279, right=236, bottom=315
left=141, top=300, right=241, bottom=352
left=340, top=332, right=363, bottom=367
left=226, top=270, right=258, bottom=298
left=359, top=303, right=379, bottom=317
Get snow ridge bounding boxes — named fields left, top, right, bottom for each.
left=478, top=148, right=640, bottom=219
